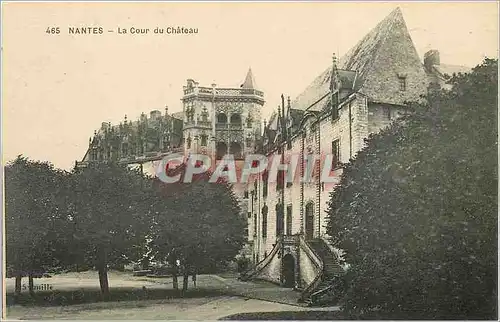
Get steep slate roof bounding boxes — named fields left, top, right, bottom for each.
left=289, top=7, right=428, bottom=110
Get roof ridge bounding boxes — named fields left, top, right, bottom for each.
left=357, top=7, right=404, bottom=94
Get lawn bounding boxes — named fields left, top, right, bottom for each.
left=5, top=271, right=310, bottom=320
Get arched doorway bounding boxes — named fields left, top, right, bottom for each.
left=282, top=254, right=295, bottom=288
left=230, top=142, right=243, bottom=160
left=216, top=142, right=227, bottom=160
left=305, top=202, right=314, bottom=239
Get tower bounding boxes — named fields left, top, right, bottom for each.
left=181, top=69, right=265, bottom=162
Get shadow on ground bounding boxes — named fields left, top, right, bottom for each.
left=218, top=311, right=345, bottom=320
left=6, top=287, right=226, bottom=307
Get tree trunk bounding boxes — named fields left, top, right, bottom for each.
left=28, top=274, right=35, bottom=297
left=171, top=258, right=179, bottom=291
left=172, top=271, right=179, bottom=290
left=182, top=271, right=189, bottom=292
left=14, top=273, right=22, bottom=301
left=98, top=249, right=110, bottom=300
left=98, top=265, right=110, bottom=300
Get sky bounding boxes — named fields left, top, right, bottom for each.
left=2, top=1, right=498, bottom=170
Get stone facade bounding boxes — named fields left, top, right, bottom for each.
left=77, top=7, right=470, bottom=299
left=181, top=70, right=264, bottom=162
left=243, top=7, right=465, bottom=298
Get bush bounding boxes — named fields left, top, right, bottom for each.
left=326, top=59, right=497, bottom=319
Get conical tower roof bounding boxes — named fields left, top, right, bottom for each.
left=241, top=68, right=256, bottom=89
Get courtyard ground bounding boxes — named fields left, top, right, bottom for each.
left=5, top=271, right=340, bottom=320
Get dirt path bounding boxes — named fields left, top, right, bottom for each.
left=5, top=271, right=339, bottom=320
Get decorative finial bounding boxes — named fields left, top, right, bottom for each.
left=332, top=53, right=337, bottom=66
left=287, top=96, right=291, bottom=107
left=124, top=114, right=128, bottom=122
left=165, top=105, right=169, bottom=114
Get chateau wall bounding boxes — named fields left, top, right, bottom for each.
left=299, top=248, right=320, bottom=287
left=255, top=251, right=282, bottom=284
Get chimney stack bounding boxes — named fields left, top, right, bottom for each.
left=424, top=50, right=440, bottom=71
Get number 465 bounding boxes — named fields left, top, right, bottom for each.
left=46, top=27, right=60, bottom=34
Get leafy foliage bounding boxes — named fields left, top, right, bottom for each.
left=150, top=163, right=246, bottom=279
left=67, top=162, right=155, bottom=296
left=5, top=156, right=70, bottom=277
left=326, top=59, right=497, bottom=319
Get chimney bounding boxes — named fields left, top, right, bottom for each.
left=424, top=50, right=440, bottom=71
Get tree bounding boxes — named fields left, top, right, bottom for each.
left=68, top=162, right=154, bottom=299
left=326, top=59, right=497, bottom=319
left=5, top=156, right=70, bottom=298
left=150, top=162, right=246, bottom=292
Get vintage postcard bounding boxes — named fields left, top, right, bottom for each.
left=1, top=1, right=498, bottom=320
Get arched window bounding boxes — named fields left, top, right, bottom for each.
left=230, top=113, right=242, bottom=124
left=216, top=142, right=227, bottom=160
left=217, top=113, right=227, bottom=124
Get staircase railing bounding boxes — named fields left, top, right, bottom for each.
left=309, top=281, right=335, bottom=304
left=320, top=236, right=343, bottom=263
left=239, top=237, right=281, bottom=281
left=298, top=236, right=324, bottom=302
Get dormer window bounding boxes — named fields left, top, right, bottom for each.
left=398, top=76, right=407, bottom=91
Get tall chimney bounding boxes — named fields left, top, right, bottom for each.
left=424, top=50, right=440, bottom=71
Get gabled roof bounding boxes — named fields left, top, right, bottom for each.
left=289, top=7, right=428, bottom=110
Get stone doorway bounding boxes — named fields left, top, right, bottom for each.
left=281, top=254, right=296, bottom=288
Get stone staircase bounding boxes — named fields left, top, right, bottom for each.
left=302, top=239, right=344, bottom=306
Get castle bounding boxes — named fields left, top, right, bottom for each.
left=78, top=7, right=469, bottom=305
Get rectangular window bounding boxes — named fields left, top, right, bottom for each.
left=276, top=170, right=285, bottom=191
left=332, top=140, right=340, bottom=170
left=253, top=215, right=257, bottom=237
left=399, top=77, right=406, bottom=91
left=276, top=204, right=284, bottom=236
left=263, top=171, right=268, bottom=198
left=200, top=135, right=208, bottom=146
left=262, top=214, right=267, bottom=238
left=331, top=92, right=339, bottom=121
left=286, top=205, right=292, bottom=235
left=244, top=190, right=249, bottom=199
